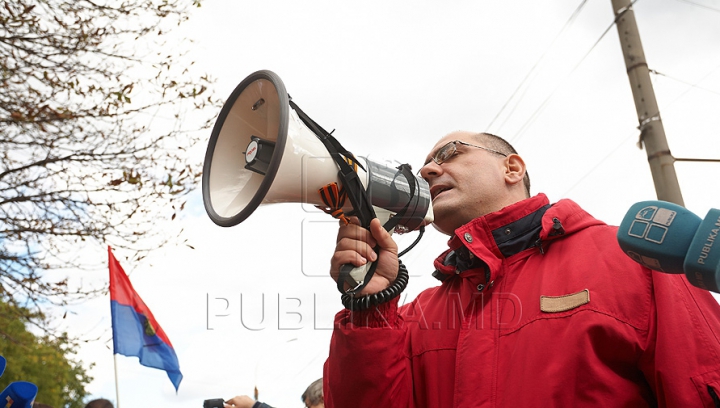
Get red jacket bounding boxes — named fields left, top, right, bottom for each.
left=324, top=194, right=720, bottom=407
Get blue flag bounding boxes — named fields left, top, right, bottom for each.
left=108, top=247, right=183, bottom=391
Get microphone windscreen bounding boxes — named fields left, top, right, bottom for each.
left=684, top=209, right=720, bottom=292
left=0, top=381, right=38, bottom=408
left=617, top=201, right=701, bottom=273
left=0, top=355, right=5, bottom=378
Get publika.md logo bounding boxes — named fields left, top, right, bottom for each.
left=624, top=205, right=677, bottom=271
left=627, top=205, right=676, bottom=244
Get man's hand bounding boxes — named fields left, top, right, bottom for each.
left=330, top=217, right=399, bottom=296
left=223, top=395, right=255, bottom=408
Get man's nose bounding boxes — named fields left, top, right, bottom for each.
left=419, top=160, right=442, bottom=179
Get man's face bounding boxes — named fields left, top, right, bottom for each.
left=419, top=131, right=512, bottom=235
left=304, top=399, right=324, bottom=408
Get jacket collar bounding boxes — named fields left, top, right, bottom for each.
left=432, top=194, right=604, bottom=280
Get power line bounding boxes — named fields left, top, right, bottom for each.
left=510, top=4, right=630, bottom=143
left=675, top=157, right=720, bottom=162
left=562, top=63, right=720, bottom=199
left=674, top=0, right=720, bottom=13
left=561, top=131, right=636, bottom=198
left=650, top=67, right=720, bottom=98
left=486, top=0, right=589, bottom=133
left=645, top=62, right=720, bottom=128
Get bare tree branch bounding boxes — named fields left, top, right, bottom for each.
left=0, top=0, right=222, bottom=329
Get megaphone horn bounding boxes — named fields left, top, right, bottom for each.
left=202, top=69, right=433, bottom=231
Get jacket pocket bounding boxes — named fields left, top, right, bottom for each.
left=692, top=368, right=720, bottom=407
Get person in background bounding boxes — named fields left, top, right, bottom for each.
left=224, top=377, right=323, bottom=408
left=223, top=394, right=271, bottom=408
left=84, top=398, right=113, bottom=408
left=300, top=378, right=323, bottom=408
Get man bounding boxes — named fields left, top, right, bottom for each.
left=84, top=399, right=113, bottom=408
left=324, top=131, right=720, bottom=407
left=223, top=378, right=323, bottom=408
left=223, top=395, right=271, bottom=408
left=301, top=378, right=324, bottom=408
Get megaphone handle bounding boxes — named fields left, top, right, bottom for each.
left=337, top=209, right=395, bottom=294
left=337, top=261, right=375, bottom=294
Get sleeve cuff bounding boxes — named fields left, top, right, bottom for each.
left=335, top=297, right=399, bottom=328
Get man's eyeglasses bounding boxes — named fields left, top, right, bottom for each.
left=419, top=140, right=508, bottom=173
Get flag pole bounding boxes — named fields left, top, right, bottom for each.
left=114, top=353, right=121, bottom=408
left=108, top=245, right=184, bottom=394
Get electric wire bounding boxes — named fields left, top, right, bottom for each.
left=560, top=131, right=637, bottom=198
left=637, top=62, right=720, bottom=139
left=487, top=0, right=589, bottom=133
left=562, top=62, right=720, bottom=199
left=649, top=63, right=720, bottom=162
left=509, top=1, right=639, bottom=144
left=674, top=0, right=720, bottom=13
left=650, top=68, right=720, bottom=98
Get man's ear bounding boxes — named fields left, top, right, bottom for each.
left=504, top=154, right=526, bottom=186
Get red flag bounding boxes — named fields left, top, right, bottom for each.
left=108, top=246, right=182, bottom=391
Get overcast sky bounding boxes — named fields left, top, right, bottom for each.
left=56, top=1, right=720, bottom=407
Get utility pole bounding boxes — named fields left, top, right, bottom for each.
left=611, top=0, right=685, bottom=206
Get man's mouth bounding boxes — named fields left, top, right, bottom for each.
left=430, top=186, right=451, bottom=200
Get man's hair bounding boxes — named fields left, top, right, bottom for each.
left=475, top=132, right=531, bottom=198
left=84, top=399, right=114, bottom=408
left=301, top=378, right=324, bottom=405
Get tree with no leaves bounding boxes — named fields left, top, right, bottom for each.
left=0, top=0, right=220, bottom=321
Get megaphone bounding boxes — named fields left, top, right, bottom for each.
left=202, top=70, right=433, bottom=293
left=202, top=69, right=432, bottom=230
